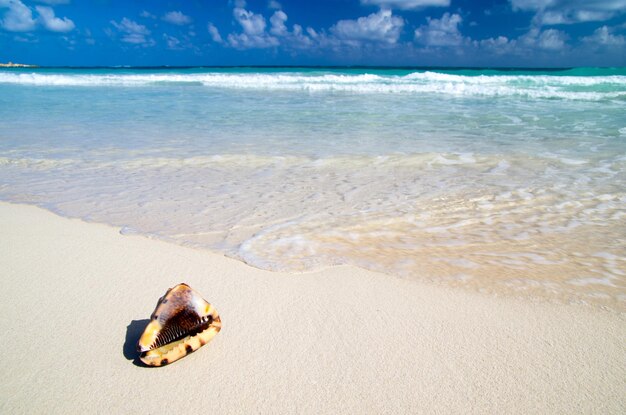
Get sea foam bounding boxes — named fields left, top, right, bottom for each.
left=1, top=70, right=625, bottom=100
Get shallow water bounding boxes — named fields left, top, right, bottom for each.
left=1, top=67, right=625, bottom=310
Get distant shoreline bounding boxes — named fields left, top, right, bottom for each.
left=0, top=62, right=38, bottom=68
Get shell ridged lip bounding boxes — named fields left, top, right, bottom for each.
left=136, top=283, right=221, bottom=366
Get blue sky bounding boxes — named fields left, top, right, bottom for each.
left=1, top=0, right=625, bottom=67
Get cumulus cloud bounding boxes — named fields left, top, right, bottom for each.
left=510, top=0, right=626, bottom=25
left=227, top=7, right=278, bottom=48
left=225, top=6, right=317, bottom=50
left=34, top=0, right=70, bottom=4
left=414, top=13, right=465, bottom=46
left=0, top=0, right=37, bottom=32
left=207, top=22, right=223, bottom=43
left=540, top=9, right=613, bottom=24
left=288, top=23, right=315, bottom=49
left=189, top=0, right=621, bottom=63
left=140, top=10, right=156, bottom=19
left=110, top=17, right=154, bottom=46
left=1, top=0, right=74, bottom=33
left=36, top=5, right=74, bottom=32
left=267, top=0, right=282, bottom=9
left=162, top=11, right=192, bottom=26
left=519, top=26, right=567, bottom=50
left=331, top=9, right=404, bottom=44
left=222, top=6, right=404, bottom=53
left=536, top=28, right=567, bottom=49
left=478, top=36, right=516, bottom=55
left=270, top=11, right=315, bottom=49
left=233, top=7, right=266, bottom=36
left=269, top=10, right=288, bottom=36
left=582, top=25, right=625, bottom=46
left=361, top=0, right=450, bottom=10
left=162, top=32, right=198, bottom=51
left=163, top=33, right=181, bottom=49
left=404, top=9, right=573, bottom=61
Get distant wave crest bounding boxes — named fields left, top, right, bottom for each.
left=1, top=71, right=625, bottom=100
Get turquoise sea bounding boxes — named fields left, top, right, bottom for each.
left=1, top=67, right=625, bottom=310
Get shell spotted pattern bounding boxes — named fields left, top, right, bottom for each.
left=137, top=283, right=221, bottom=366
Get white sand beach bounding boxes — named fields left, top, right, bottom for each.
left=1, top=201, right=625, bottom=414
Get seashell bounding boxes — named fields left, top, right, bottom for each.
left=137, top=283, right=221, bottom=366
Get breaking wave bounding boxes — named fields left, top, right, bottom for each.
left=1, top=70, right=625, bottom=100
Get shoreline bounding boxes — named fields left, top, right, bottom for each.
left=1, top=201, right=624, bottom=413
left=4, top=198, right=623, bottom=314
left=0, top=62, right=37, bottom=68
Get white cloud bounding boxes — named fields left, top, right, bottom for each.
left=111, top=18, right=149, bottom=36
left=582, top=25, right=625, bottom=46
left=272, top=12, right=315, bottom=49
left=270, top=10, right=287, bottom=36
left=414, top=13, right=464, bottom=46
left=14, top=33, right=37, bottom=42
left=509, top=0, right=555, bottom=11
left=479, top=36, right=516, bottom=55
left=226, top=7, right=317, bottom=50
left=539, top=10, right=573, bottom=25
left=473, top=20, right=573, bottom=57
left=163, top=33, right=182, bottom=49
left=228, top=7, right=278, bottom=49
left=34, top=0, right=70, bottom=4
left=110, top=17, right=154, bottom=45
left=122, top=33, right=151, bottom=44
left=538, top=9, right=616, bottom=25
left=518, top=26, right=567, bottom=50
left=1, top=1, right=76, bottom=33
left=360, top=0, right=450, bottom=10
left=227, top=31, right=277, bottom=49
left=84, top=28, right=95, bottom=45
left=62, top=34, right=75, bottom=49
left=510, top=0, right=626, bottom=25
left=289, top=24, right=315, bottom=49
left=207, top=22, right=223, bottom=43
left=267, top=0, right=282, bottom=10
left=162, top=32, right=197, bottom=51
left=331, top=9, right=404, bottom=44
left=405, top=10, right=571, bottom=59
left=140, top=10, right=156, bottom=19
left=36, top=5, right=74, bottom=32
left=537, top=28, right=567, bottom=49
left=0, top=0, right=37, bottom=32
left=233, top=7, right=266, bottom=36
left=162, top=11, right=191, bottom=26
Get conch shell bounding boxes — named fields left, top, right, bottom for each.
left=137, top=283, right=221, bottom=366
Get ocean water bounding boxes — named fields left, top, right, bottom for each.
left=1, top=67, right=625, bottom=310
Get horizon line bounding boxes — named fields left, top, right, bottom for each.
left=0, top=64, right=590, bottom=70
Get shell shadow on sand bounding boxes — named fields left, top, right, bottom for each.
left=123, top=319, right=150, bottom=367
